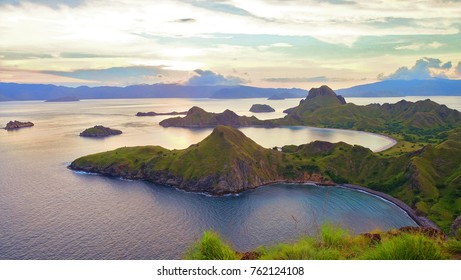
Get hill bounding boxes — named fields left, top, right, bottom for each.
left=278, top=85, right=461, bottom=142
left=0, top=82, right=307, bottom=101
left=336, top=79, right=461, bottom=97
left=159, top=106, right=275, bottom=128
left=70, top=125, right=461, bottom=231
left=70, top=126, right=284, bottom=194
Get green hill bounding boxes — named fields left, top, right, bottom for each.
left=159, top=106, right=274, bottom=128
left=70, top=125, right=284, bottom=194
left=278, top=86, right=461, bottom=143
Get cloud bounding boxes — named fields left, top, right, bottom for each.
left=456, top=62, right=461, bottom=75
left=186, top=69, right=246, bottom=86
left=173, top=18, right=197, bottom=23
left=185, top=0, right=254, bottom=17
left=380, top=57, right=453, bottom=80
left=0, top=51, right=54, bottom=60
left=0, top=0, right=85, bottom=8
left=60, top=52, right=116, bottom=58
left=264, top=76, right=328, bottom=83
left=395, top=41, right=444, bottom=51
left=263, top=76, right=361, bottom=83
left=41, top=66, right=179, bottom=84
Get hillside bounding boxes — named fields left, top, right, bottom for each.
left=70, top=124, right=461, bottom=231
left=278, top=86, right=461, bottom=142
left=70, top=126, right=284, bottom=194
left=159, top=106, right=275, bottom=128
left=336, top=79, right=461, bottom=97
left=280, top=129, right=461, bottom=232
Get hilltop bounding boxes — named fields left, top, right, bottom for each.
left=159, top=106, right=274, bottom=128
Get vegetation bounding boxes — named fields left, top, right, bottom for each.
left=159, top=106, right=274, bottom=127
left=71, top=86, right=461, bottom=232
left=187, top=224, right=459, bottom=260
left=184, top=231, right=239, bottom=260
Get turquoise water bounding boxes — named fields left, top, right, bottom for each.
left=0, top=98, right=424, bottom=259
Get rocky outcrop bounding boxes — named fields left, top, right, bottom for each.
left=136, top=111, right=187, bottom=116
left=304, top=85, right=346, bottom=104
left=159, top=106, right=275, bottom=128
left=79, top=125, right=122, bottom=137
left=4, top=120, right=34, bottom=130
left=249, top=104, right=275, bottom=113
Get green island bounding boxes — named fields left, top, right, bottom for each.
left=70, top=85, right=461, bottom=258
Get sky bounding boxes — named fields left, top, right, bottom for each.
left=0, top=0, right=461, bottom=89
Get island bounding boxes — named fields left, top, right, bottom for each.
left=249, top=104, right=275, bottom=113
left=159, top=106, right=275, bottom=128
left=4, top=120, right=34, bottom=130
left=79, top=125, right=122, bottom=137
left=136, top=111, right=187, bottom=117
left=45, top=96, right=80, bottom=102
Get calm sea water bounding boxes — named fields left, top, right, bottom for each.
left=1, top=96, right=450, bottom=259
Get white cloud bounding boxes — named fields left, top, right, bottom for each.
left=395, top=41, right=445, bottom=51
left=380, top=57, right=457, bottom=80
left=186, top=69, right=247, bottom=86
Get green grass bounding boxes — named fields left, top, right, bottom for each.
left=184, top=230, right=238, bottom=260
left=185, top=225, right=460, bottom=260
left=362, top=234, right=444, bottom=260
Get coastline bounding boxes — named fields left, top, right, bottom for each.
left=340, top=183, right=439, bottom=230
left=70, top=166, right=439, bottom=231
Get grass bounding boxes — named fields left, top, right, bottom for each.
left=185, top=225, right=460, bottom=260
left=184, top=230, right=238, bottom=260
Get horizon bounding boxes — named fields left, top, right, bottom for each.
left=1, top=0, right=461, bottom=90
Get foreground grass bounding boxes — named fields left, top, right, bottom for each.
left=185, top=224, right=461, bottom=260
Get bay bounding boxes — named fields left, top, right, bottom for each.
left=1, top=96, right=445, bottom=259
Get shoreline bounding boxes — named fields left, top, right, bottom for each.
left=340, top=183, right=439, bottom=230
left=70, top=167, right=437, bottom=230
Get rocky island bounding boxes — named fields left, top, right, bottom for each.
left=79, top=125, right=122, bottom=137
left=4, top=120, right=34, bottom=130
left=159, top=106, right=274, bottom=128
left=249, top=104, right=275, bottom=113
left=136, top=111, right=187, bottom=116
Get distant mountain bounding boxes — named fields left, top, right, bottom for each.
left=0, top=82, right=307, bottom=101
left=211, top=86, right=306, bottom=99
left=336, top=79, right=461, bottom=97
